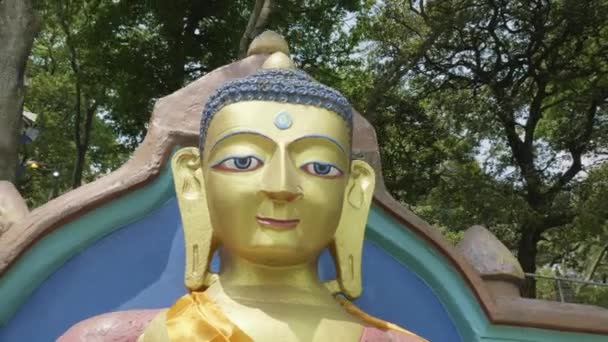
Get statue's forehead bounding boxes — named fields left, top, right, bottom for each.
left=204, top=101, right=350, bottom=148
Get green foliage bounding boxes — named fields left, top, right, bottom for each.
left=352, top=0, right=608, bottom=298
left=535, top=267, right=559, bottom=302
left=577, top=286, right=608, bottom=308
left=21, top=0, right=129, bottom=206
left=20, top=0, right=363, bottom=207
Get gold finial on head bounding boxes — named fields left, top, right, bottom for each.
left=262, top=52, right=296, bottom=69
left=247, top=31, right=296, bottom=70
left=247, top=30, right=290, bottom=56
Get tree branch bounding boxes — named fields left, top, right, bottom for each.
left=408, top=0, right=427, bottom=20
left=238, top=0, right=273, bottom=58
left=524, top=77, right=548, bottom=148
left=546, top=86, right=607, bottom=199
left=364, top=28, right=443, bottom=124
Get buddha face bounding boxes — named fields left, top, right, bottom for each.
left=202, top=101, right=351, bottom=266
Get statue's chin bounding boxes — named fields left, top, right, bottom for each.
left=232, top=246, right=322, bottom=267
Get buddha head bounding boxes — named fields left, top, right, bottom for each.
left=172, top=32, right=375, bottom=299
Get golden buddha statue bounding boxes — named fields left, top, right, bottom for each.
left=59, top=32, right=427, bottom=342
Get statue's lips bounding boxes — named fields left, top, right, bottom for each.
left=256, top=216, right=300, bottom=229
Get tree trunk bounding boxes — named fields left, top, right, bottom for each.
left=55, top=1, right=96, bottom=189
left=71, top=100, right=96, bottom=188
left=70, top=85, right=83, bottom=188
left=72, top=147, right=86, bottom=188
left=517, top=228, right=540, bottom=298
left=238, top=0, right=273, bottom=58
left=0, top=0, right=39, bottom=183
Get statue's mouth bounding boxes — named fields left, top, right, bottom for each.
left=256, top=216, right=300, bottom=229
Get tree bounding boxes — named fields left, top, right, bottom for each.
left=53, top=0, right=107, bottom=188
left=358, top=0, right=608, bottom=297
left=20, top=0, right=365, bottom=207
left=15, top=0, right=608, bottom=303
left=0, top=0, right=39, bottom=183
left=21, top=0, right=128, bottom=205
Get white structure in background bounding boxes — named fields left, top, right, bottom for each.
left=22, top=110, right=39, bottom=143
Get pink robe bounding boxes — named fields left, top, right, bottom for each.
left=58, top=310, right=425, bottom=342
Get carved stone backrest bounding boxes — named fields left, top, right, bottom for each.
left=0, top=181, right=29, bottom=236
left=1, top=54, right=607, bottom=342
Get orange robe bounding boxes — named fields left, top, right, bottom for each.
left=166, top=292, right=428, bottom=342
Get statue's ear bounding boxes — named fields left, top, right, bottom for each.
left=325, top=160, right=375, bottom=299
left=171, top=147, right=219, bottom=291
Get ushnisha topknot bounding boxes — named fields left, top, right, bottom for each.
left=199, top=31, right=353, bottom=150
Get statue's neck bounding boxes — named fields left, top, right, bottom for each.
left=217, top=249, right=335, bottom=306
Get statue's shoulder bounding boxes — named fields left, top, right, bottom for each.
left=361, top=326, right=428, bottom=342
left=336, top=298, right=428, bottom=342
left=57, top=309, right=162, bottom=342
left=139, top=310, right=170, bottom=342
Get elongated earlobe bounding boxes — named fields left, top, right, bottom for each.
left=325, top=160, right=375, bottom=299
left=172, top=147, right=218, bottom=291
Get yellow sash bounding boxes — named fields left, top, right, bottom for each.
left=166, top=292, right=427, bottom=342
left=166, top=292, right=253, bottom=342
left=336, top=297, right=428, bottom=341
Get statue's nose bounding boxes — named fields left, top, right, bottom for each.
left=259, top=151, right=302, bottom=202
left=260, top=189, right=302, bottom=202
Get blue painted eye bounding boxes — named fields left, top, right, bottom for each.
left=234, top=157, right=252, bottom=169
left=313, top=163, right=331, bottom=175
left=301, top=162, right=343, bottom=178
left=212, top=156, right=263, bottom=172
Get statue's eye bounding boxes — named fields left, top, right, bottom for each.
left=212, top=156, right=263, bottom=172
left=301, top=162, right=343, bottom=178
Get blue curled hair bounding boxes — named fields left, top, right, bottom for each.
left=199, top=68, right=353, bottom=150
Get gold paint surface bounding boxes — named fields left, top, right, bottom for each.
left=139, top=79, right=423, bottom=341
left=202, top=101, right=351, bottom=267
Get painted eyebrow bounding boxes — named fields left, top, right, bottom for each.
left=209, top=130, right=273, bottom=152
left=210, top=131, right=347, bottom=156
left=291, top=134, right=347, bottom=155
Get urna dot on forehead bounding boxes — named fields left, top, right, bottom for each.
left=274, top=111, right=293, bottom=130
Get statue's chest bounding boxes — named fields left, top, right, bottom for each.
left=227, top=304, right=364, bottom=342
